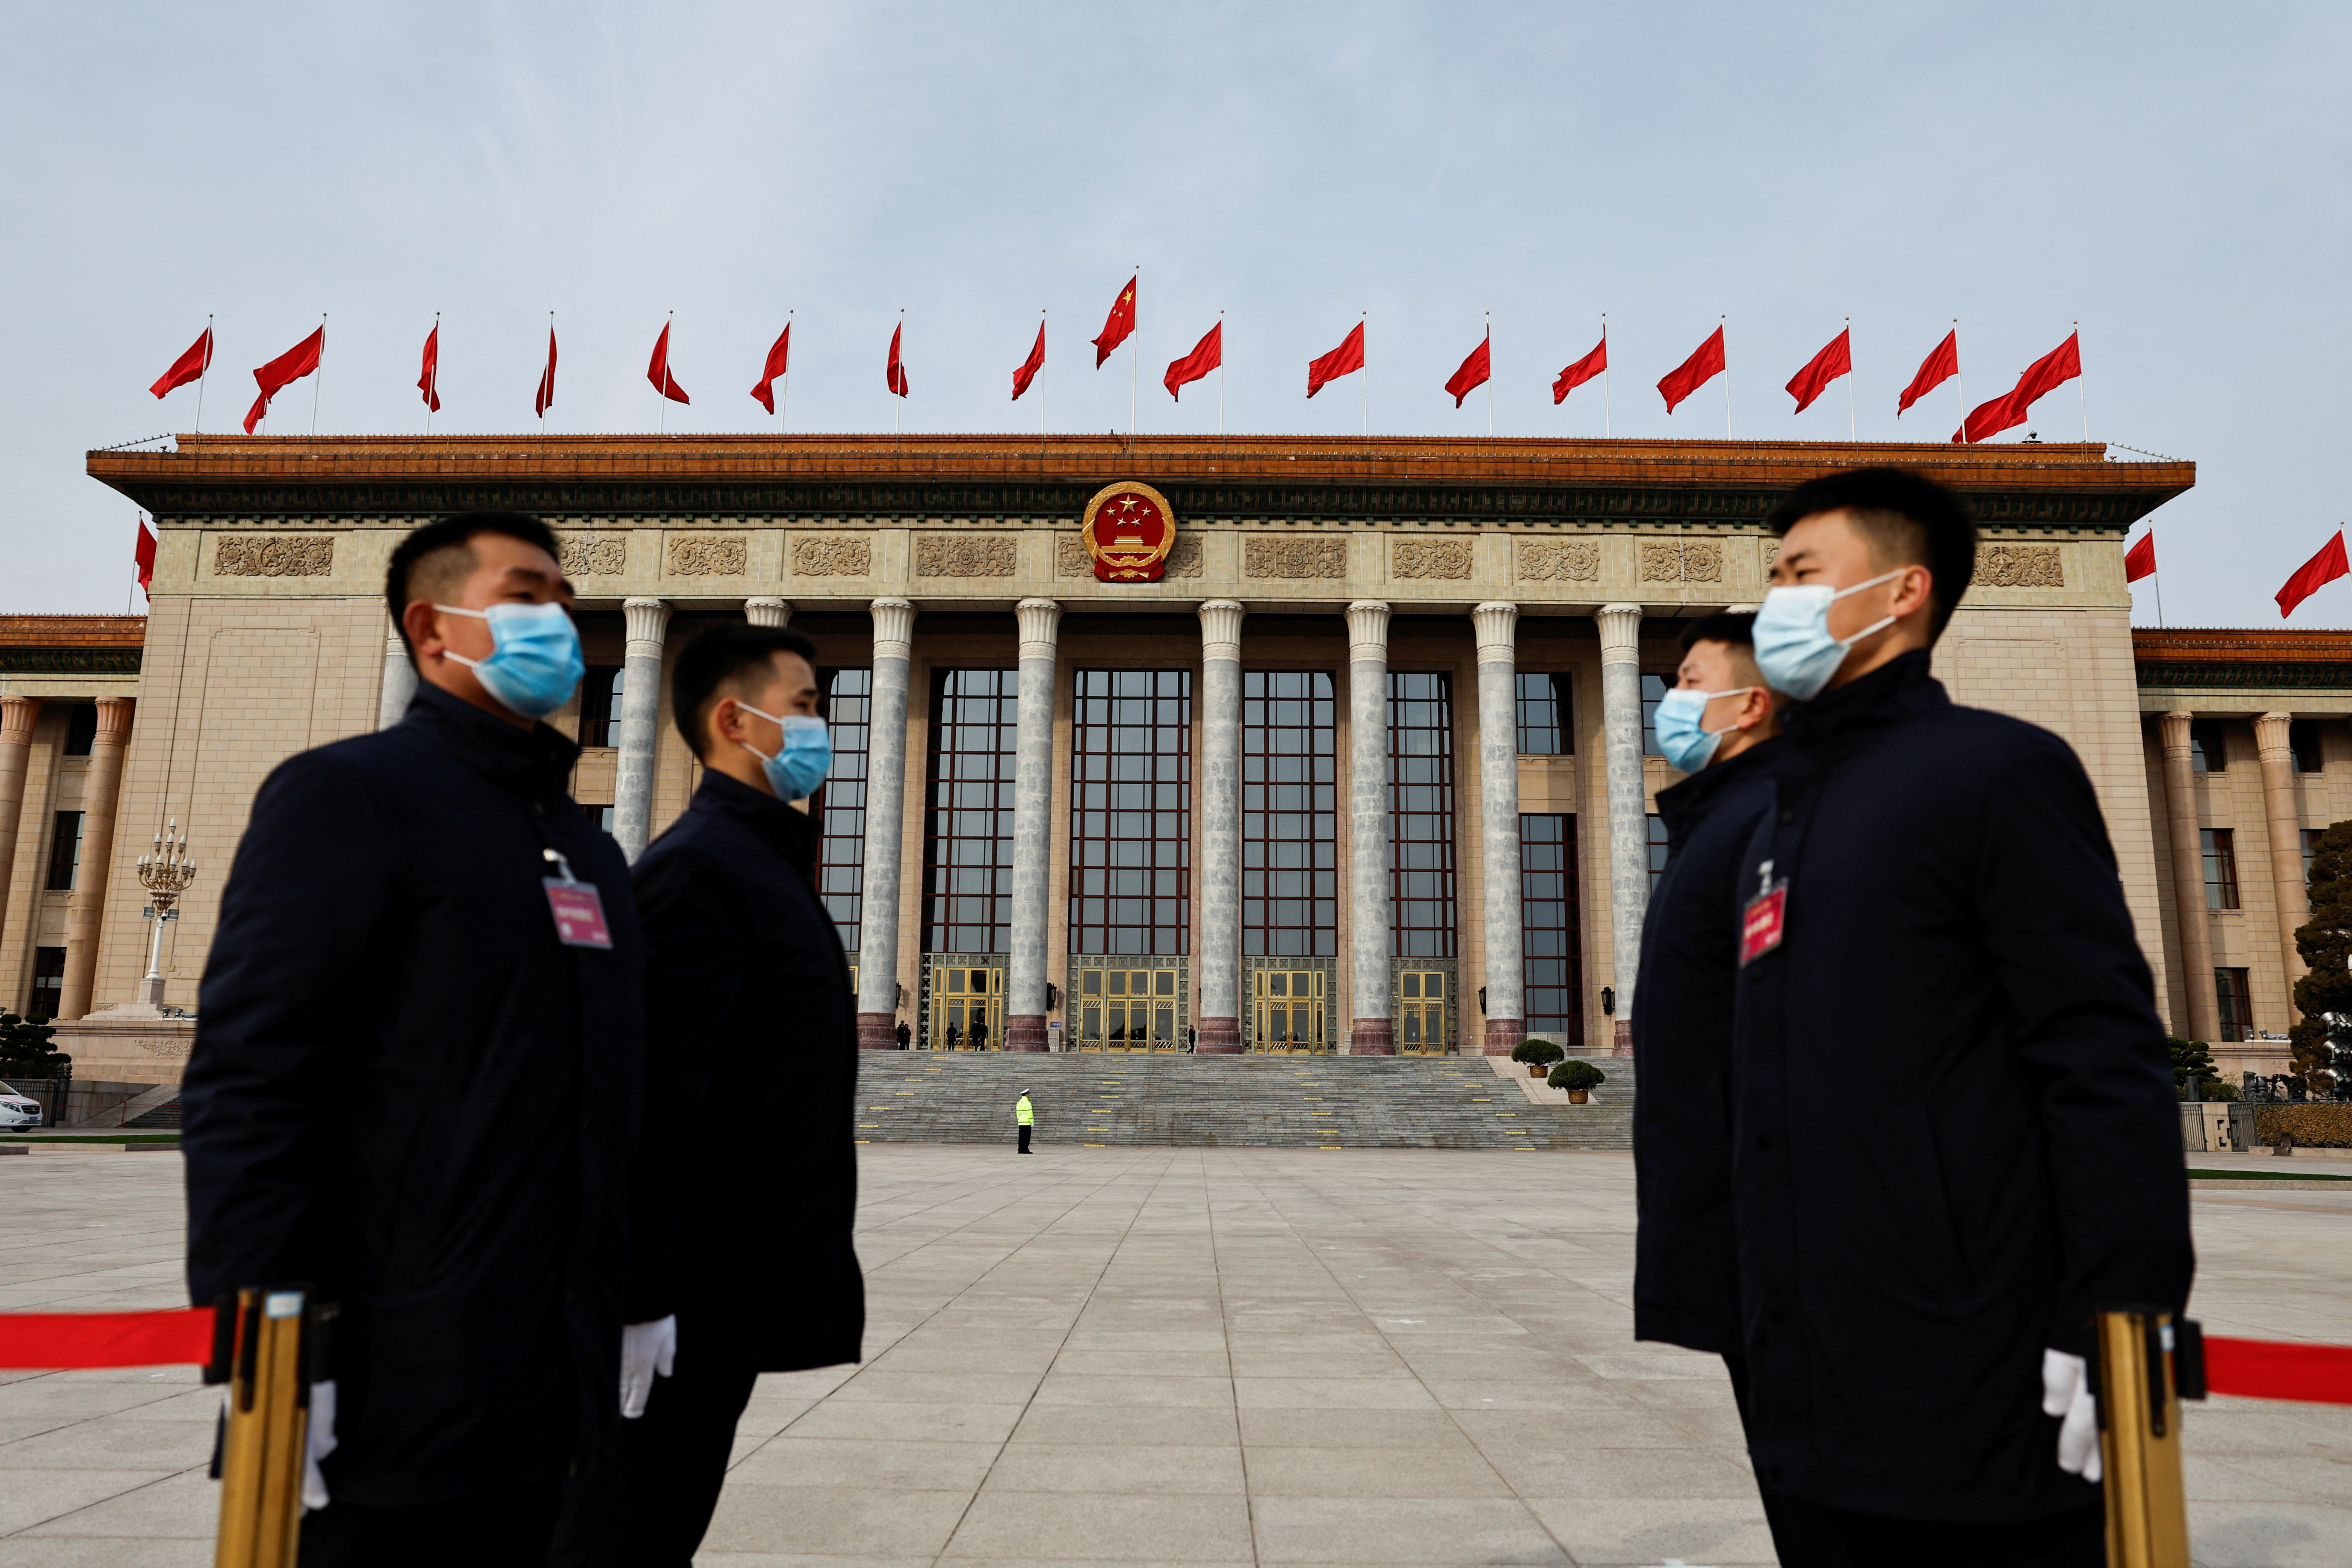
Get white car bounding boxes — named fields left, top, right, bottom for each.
left=0, top=1083, right=44, bottom=1129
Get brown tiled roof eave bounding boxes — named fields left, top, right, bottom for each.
left=2133, top=628, right=2352, bottom=664
left=0, top=615, right=148, bottom=650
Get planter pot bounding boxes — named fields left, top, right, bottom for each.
left=1528, top=1064, right=1548, bottom=1078
left=1567, top=1089, right=1590, bottom=1104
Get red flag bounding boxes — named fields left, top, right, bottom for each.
left=1011, top=322, right=1045, bottom=401
left=535, top=326, right=558, bottom=419
left=647, top=323, right=690, bottom=405
left=2278, top=532, right=2348, bottom=619
left=1445, top=333, right=1492, bottom=408
left=2123, top=532, right=2156, bottom=584
left=1093, top=276, right=1137, bottom=367
left=418, top=325, right=441, bottom=413
left=751, top=324, right=791, bottom=413
left=134, top=519, right=156, bottom=595
left=149, top=328, right=211, bottom=399
left=241, top=327, right=324, bottom=434
left=1164, top=322, right=1221, bottom=401
left=1897, top=329, right=1958, bottom=416
left=1953, top=331, right=2081, bottom=444
left=1553, top=336, right=1606, bottom=405
left=1306, top=322, right=1365, bottom=398
left=886, top=323, right=910, bottom=397
left=1658, top=326, right=1725, bottom=414
left=1785, top=328, right=1850, bottom=414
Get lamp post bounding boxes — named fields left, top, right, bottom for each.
left=135, top=820, right=197, bottom=1009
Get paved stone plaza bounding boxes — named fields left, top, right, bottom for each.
left=1, top=1146, right=2348, bottom=1566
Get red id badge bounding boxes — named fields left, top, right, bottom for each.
left=1739, top=862, right=1788, bottom=968
left=544, top=878, right=615, bottom=950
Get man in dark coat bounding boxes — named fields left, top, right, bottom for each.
left=184, top=513, right=641, bottom=1566
left=559, top=621, right=863, bottom=1567
left=1730, top=468, right=2192, bottom=1565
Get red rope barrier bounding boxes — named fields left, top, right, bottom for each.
left=2205, top=1336, right=2352, bottom=1406
left=0, top=1308, right=216, bottom=1368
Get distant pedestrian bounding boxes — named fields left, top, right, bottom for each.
left=946, top=1022, right=961, bottom=1051
left=895, top=1020, right=911, bottom=1050
left=970, top=1018, right=989, bottom=1051
left=1187, top=1025, right=1197, bottom=1052
left=1014, top=1090, right=1034, bottom=1153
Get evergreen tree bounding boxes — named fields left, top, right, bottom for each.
left=2290, top=819, right=2352, bottom=1090
left=0, top=1012, right=68, bottom=1078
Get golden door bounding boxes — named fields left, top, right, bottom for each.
left=1251, top=969, right=1327, bottom=1052
left=1396, top=969, right=1452, bottom=1054
left=928, top=964, right=1005, bottom=1049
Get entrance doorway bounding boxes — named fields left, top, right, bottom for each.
left=1395, top=966, right=1456, bottom=1054
left=1070, top=960, right=1188, bottom=1051
left=1250, top=967, right=1329, bottom=1053
left=924, top=958, right=1005, bottom=1049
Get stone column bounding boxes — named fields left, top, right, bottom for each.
left=378, top=621, right=416, bottom=730
left=1597, top=604, right=1648, bottom=1057
left=1005, top=598, right=1062, bottom=1051
left=1346, top=600, right=1395, bottom=1054
left=0, top=696, right=39, bottom=961
left=59, top=698, right=133, bottom=1020
left=744, top=597, right=792, bottom=628
left=613, top=597, right=672, bottom=862
left=2158, top=712, right=2221, bottom=1042
left=1473, top=602, right=1526, bottom=1055
left=1196, top=600, right=1247, bottom=1053
left=856, top=598, right=917, bottom=1049
left=2254, top=713, right=2311, bottom=1018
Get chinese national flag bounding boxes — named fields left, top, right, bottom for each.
left=1445, top=334, right=1492, bottom=408
left=1954, top=332, right=2080, bottom=443
left=1553, top=336, right=1606, bottom=404
left=150, top=327, right=212, bottom=399
left=2277, top=531, right=2348, bottom=619
left=535, top=327, right=558, bottom=419
left=2123, top=532, right=2156, bottom=584
left=1306, top=322, right=1365, bottom=398
left=1164, top=322, right=1220, bottom=400
left=242, top=326, right=324, bottom=433
left=1898, top=329, right=1958, bottom=416
left=1785, top=328, right=1850, bottom=414
left=1093, top=276, right=1137, bottom=367
left=886, top=323, right=910, bottom=397
left=418, top=325, right=441, bottom=413
left=647, top=323, right=690, bottom=405
left=751, top=324, right=791, bottom=413
left=1658, top=326, right=1725, bottom=414
left=1011, top=322, right=1045, bottom=401
left=134, top=519, right=157, bottom=595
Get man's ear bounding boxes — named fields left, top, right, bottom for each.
left=1896, top=564, right=1936, bottom=621
left=400, top=600, right=442, bottom=659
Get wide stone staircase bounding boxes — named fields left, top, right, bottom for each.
left=853, top=1052, right=1633, bottom=1150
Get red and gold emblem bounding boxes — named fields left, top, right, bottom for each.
left=1081, top=481, right=1175, bottom=583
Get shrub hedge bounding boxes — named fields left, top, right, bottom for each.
left=2254, top=1104, right=2352, bottom=1148
left=1511, top=1039, right=1565, bottom=1067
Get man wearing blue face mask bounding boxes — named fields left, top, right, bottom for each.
left=1729, top=469, right=2189, bottom=1567
left=185, top=512, right=642, bottom=1567
left=554, top=622, right=863, bottom=1567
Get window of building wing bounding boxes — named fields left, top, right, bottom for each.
left=2305, top=828, right=2325, bottom=885
left=578, top=665, right=625, bottom=747
left=44, top=812, right=82, bottom=892
left=2213, top=967, right=2253, bottom=1043
left=1519, top=813, right=1583, bottom=1050
left=1647, top=813, right=1671, bottom=895
left=922, top=669, right=1018, bottom=955
left=817, top=667, right=873, bottom=955
left=2290, top=720, right=2324, bottom=774
left=2189, top=720, right=2227, bottom=774
left=1069, top=670, right=1192, bottom=957
left=1641, top=674, right=1669, bottom=756
left=1242, top=670, right=1336, bottom=957
left=1388, top=672, right=1457, bottom=959
left=2201, top=827, right=2240, bottom=911
left=62, top=704, right=97, bottom=756
left=1515, top=673, right=1573, bottom=755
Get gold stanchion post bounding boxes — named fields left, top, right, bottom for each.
left=210, top=1287, right=317, bottom=1568
left=2093, top=1308, right=2205, bottom=1568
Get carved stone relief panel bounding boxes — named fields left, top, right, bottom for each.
left=1162, top=533, right=1204, bottom=578
left=557, top=537, right=627, bottom=577
left=1517, top=540, right=1601, bottom=582
left=212, top=537, right=335, bottom=577
left=1243, top=537, right=1347, bottom=579
left=792, top=537, right=872, bottom=576
left=665, top=536, right=749, bottom=576
left=1639, top=540, right=1723, bottom=583
left=1978, top=544, right=2064, bottom=588
left=1056, top=536, right=1092, bottom=578
left=1392, top=539, right=1473, bottom=580
left=915, top=535, right=1019, bottom=578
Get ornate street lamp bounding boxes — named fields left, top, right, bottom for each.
left=135, top=820, right=198, bottom=1010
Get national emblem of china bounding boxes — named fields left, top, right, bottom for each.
left=1081, top=481, right=1176, bottom=583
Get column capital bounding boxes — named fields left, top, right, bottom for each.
left=623, top=597, right=672, bottom=655
left=1345, top=600, right=1391, bottom=664
left=0, top=694, right=40, bottom=746
left=1197, top=599, right=1245, bottom=662
left=1016, top=597, right=1063, bottom=661
left=2158, top=710, right=2195, bottom=753
left=743, top=597, right=792, bottom=628
left=1471, top=602, right=1519, bottom=666
left=2254, top=712, right=2295, bottom=754
left=92, top=697, right=134, bottom=746
left=1597, top=604, right=1643, bottom=665
left=870, top=597, right=917, bottom=660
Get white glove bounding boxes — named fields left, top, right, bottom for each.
left=2041, top=1349, right=2101, bottom=1483
left=302, top=1379, right=337, bottom=1510
left=620, top=1316, right=677, bottom=1419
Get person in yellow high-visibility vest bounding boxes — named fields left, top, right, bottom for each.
left=1014, top=1091, right=1034, bottom=1154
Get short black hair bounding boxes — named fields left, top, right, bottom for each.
left=671, top=622, right=822, bottom=759
left=1762, top=467, right=1976, bottom=639
left=384, top=511, right=564, bottom=657
left=1677, top=612, right=1756, bottom=653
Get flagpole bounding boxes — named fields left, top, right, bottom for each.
left=1361, top=311, right=1370, bottom=442
left=1953, top=319, right=1963, bottom=422
left=895, top=310, right=903, bottom=443
left=1601, top=314, right=1611, bottom=438
left=782, top=310, right=792, bottom=434
left=1131, top=264, right=1140, bottom=447
left=1846, top=316, right=1856, bottom=442
left=1219, top=310, right=1227, bottom=459
left=1721, top=314, right=1731, bottom=440
left=426, top=312, right=438, bottom=436
left=1040, top=309, right=1048, bottom=455
left=193, top=314, right=210, bottom=435
left=2075, top=319, right=2089, bottom=442
left=310, top=313, right=326, bottom=435
left=1485, top=313, right=1494, bottom=440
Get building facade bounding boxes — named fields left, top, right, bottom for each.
left=12, top=431, right=2318, bottom=1079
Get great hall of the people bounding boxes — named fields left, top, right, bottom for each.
left=0, top=433, right=2340, bottom=1087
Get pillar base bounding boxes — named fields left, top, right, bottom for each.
left=1348, top=1018, right=1396, bottom=1056
left=1004, top=1013, right=1049, bottom=1051
left=857, top=1012, right=901, bottom=1051
left=1612, top=1019, right=1634, bottom=1057
left=1481, top=1019, right=1525, bottom=1056
left=1195, top=1017, right=1242, bottom=1054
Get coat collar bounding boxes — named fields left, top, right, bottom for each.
left=1655, top=735, right=1781, bottom=842
left=688, top=768, right=820, bottom=864
left=1780, top=647, right=1948, bottom=750
left=403, top=680, right=582, bottom=794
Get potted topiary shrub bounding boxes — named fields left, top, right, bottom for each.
left=1511, top=1039, right=1565, bottom=1078
left=1548, top=1059, right=1606, bottom=1104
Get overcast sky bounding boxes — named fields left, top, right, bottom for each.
left=5, top=2, right=2347, bottom=624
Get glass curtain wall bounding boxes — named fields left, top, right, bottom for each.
left=1519, top=814, right=1584, bottom=1050
left=1388, top=672, right=1458, bottom=957
left=1069, top=669, right=1192, bottom=955
left=814, top=668, right=872, bottom=958
left=922, top=669, right=1019, bottom=954
left=1241, top=671, right=1337, bottom=956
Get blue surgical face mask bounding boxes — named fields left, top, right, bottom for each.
left=735, top=703, right=832, bottom=800
left=1654, top=686, right=1755, bottom=773
left=1752, top=569, right=1905, bottom=702
left=435, top=601, right=584, bottom=719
